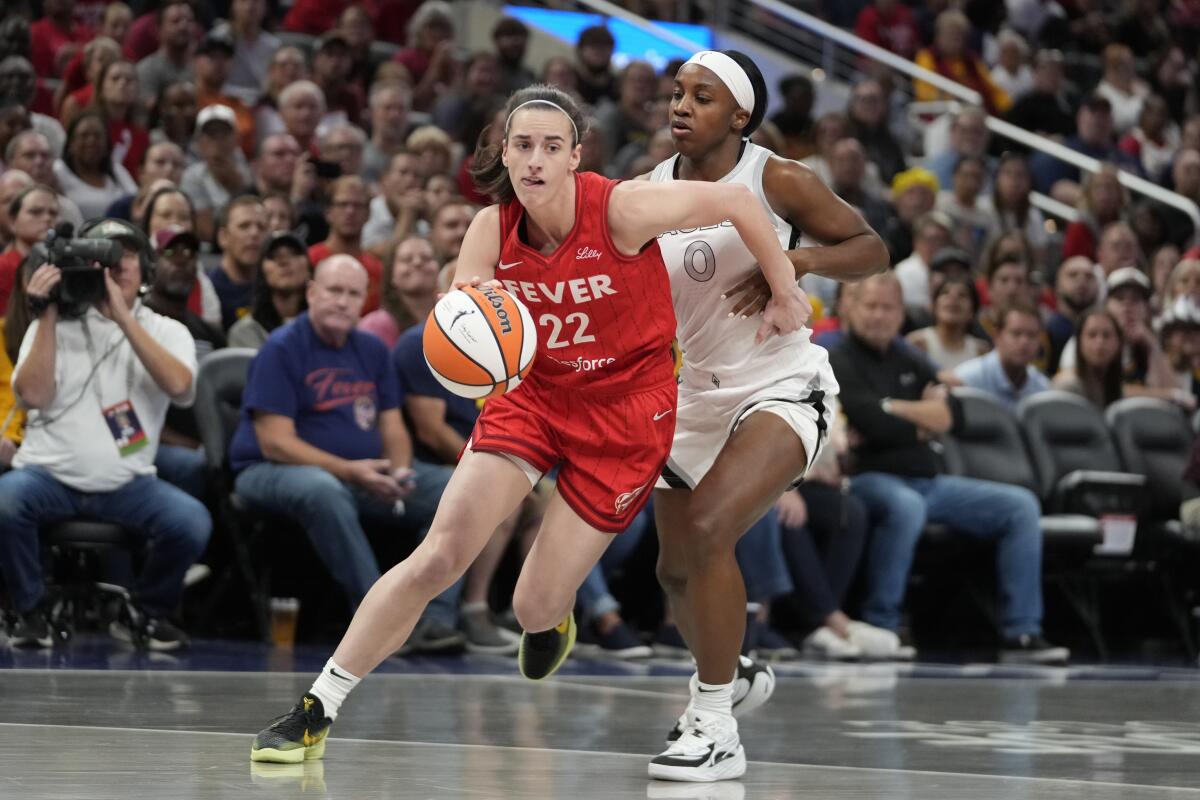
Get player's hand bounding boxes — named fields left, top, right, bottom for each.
left=723, top=271, right=770, bottom=318
left=775, top=490, right=808, bottom=529
left=344, top=458, right=403, bottom=501
left=440, top=276, right=503, bottom=299
left=756, top=285, right=811, bottom=344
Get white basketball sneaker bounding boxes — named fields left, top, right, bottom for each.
left=665, top=655, right=775, bottom=745
left=649, top=709, right=746, bottom=782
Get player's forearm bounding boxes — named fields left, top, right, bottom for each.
left=14, top=316, right=58, bottom=410
left=790, top=231, right=889, bottom=282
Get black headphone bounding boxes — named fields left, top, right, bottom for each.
left=78, top=217, right=156, bottom=288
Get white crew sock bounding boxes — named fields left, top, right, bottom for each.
left=308, top=658, right=361, bottom=720
left=693, top=679, right=734, bottom=718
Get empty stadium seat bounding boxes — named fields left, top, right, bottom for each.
left=1107, top=398, right=1192, bottom=526
left=1016, top=391, right=1145, bottom=517
left=945, top=388, right=1101, bottom=544
left=192, top=348, right=269, bottom=639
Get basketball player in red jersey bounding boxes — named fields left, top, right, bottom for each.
left=250, top=84, right=812, bottom=768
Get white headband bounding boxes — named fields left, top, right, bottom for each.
left=504, top=99, right=579, bottom=144
left=683, top=51, right=755, bottom=114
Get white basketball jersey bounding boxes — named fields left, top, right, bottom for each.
left=649, top=143, right=837, bottom=394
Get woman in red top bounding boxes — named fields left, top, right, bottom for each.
left=249, top=84, right=810, bottom=769
left=58, top=36, right=121, bottom=123
left=89, top=59, right=149, bottom=180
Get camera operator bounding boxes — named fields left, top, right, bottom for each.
left=0, top=218, right=211, bottom=650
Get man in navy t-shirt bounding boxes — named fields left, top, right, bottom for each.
left=230, top=255, right=466, bottom=652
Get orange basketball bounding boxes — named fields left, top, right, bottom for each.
left=423, top=285, right=537, bottom=399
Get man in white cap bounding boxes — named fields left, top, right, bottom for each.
left=180, top=104, right=252, bottom=242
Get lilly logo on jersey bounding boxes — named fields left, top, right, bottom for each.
left=615, top=483, right=648, bottom=515
left=576, top=246, right=602, bottom=260
left=478, top=286, right=513, bottom=334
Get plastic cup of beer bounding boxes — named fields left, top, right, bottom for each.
left=270, top=597, right=300, bottom=648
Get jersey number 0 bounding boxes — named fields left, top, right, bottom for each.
left=684, top=241, right=716, bottom=282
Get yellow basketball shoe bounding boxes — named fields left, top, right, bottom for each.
left=518, top=614, right=577, bottom=680
left=250, top=694, right=332, bottom=764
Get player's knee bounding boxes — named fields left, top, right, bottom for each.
left=655, top=555, right=688, bottom=597
left=407, top=539, right=469, bottom=596
left=682, top=507, right=737, bottom=562
left=511, top=586, right=567, bottom=633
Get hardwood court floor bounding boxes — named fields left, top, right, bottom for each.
left=3, top=641, right=1200, bottom=798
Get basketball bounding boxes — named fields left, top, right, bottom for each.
left=423, top=285, right=537, bottom=399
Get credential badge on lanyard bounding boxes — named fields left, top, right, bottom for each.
left=83, top=316, right=147, bottom=458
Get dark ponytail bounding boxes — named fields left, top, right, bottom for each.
left=470, top=84, right=588, bottom=204
left=722, top=50, right=768, bottom=137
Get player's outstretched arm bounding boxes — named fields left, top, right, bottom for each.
left=763, top=158, right=889, bottom=282
left=724, top=159, right=890, bottom=318
left=609, top=180, right=809, bottom=341
left=450, top=205, right=502, bottom=288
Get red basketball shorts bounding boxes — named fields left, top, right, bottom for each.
left=467, top=378, right=677, bottom=533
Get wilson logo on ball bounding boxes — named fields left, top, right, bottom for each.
left=423, top=286, right=537, bottom=400
left=479, top=286, right=513, bottom=334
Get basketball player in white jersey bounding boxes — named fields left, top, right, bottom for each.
left=642, top=50, right=890, bottom=782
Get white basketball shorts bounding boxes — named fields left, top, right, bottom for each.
left=655, top=372, right=833, bottom=491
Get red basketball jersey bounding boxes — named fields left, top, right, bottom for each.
left=496, top=171, right=676, bottom=393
